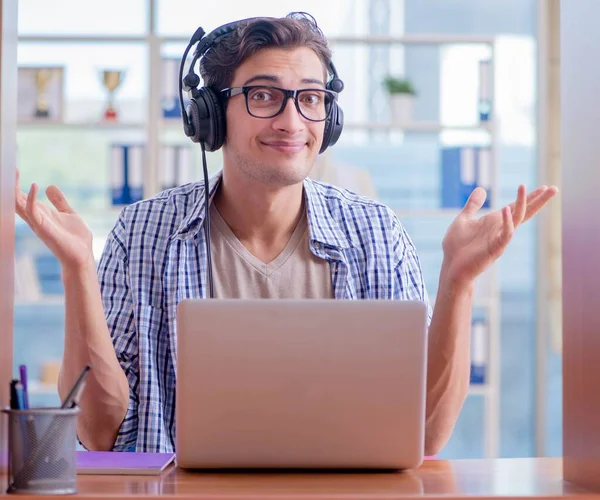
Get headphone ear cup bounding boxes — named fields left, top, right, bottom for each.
left=202, top=88, right=226, bottom=151
left=319, top=102, right=344, bottom=155
left=186, top=88, right=226, bottom=151
left=185, top=98, right=203, bottom=143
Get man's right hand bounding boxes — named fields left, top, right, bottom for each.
left=14, top=168, right=95, bottom=270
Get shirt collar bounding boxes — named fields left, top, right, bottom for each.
left=172, top=170, right=224, bottom=240
left=172, top=170, right=353, bottom=250
left=302, top=177, right=354, bottom=250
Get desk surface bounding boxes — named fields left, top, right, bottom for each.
left=2, top=458, right=598, bottom=499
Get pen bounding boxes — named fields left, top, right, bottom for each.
left=19, top=364, right=29, bottom=410
left=10, top=379, right=21, bottom=410
left=19, top=366, right=38, bottom=451
left=61, top=364, right=92, bottom=409
left=15, top=383, right=26, bottom=411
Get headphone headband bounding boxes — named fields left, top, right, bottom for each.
left=195, top=17, right=265, bottom=58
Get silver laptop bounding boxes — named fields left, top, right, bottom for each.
left=175, top=299, right=428, bottom=470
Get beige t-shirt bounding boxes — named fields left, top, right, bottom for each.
left=209, top=204, right=334, bottom=299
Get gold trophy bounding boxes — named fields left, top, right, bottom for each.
left=34, top=68, right=54, bottom=118
left=101, top=69, right=125, bottom=120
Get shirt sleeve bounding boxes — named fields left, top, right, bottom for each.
left=391, top=215, right=433, bottom=326
left=97, top=214, right=139, bottom=452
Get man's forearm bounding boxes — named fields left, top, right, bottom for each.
left=424, top=261, right=474, bottom=456
left=58, top=258, right=129, bottom=451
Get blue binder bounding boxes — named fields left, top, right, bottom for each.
left=478, top=60, right=492, bottom=122
left=161, top=57, right=185, bottom=119
left=35, top=254, right=63, bottom=295
left=470, top=318, right=488, bottom=385
left=110, top=144, right=145, bottom=206
left=441, top=146, right=492, bottom=209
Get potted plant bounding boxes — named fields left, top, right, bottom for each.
left=383, top=76, right=416, bottom=126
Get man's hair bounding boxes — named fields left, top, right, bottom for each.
left=199, top=12, right=332, bottom=91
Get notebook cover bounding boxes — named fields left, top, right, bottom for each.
left=76, top=451, right=176, bottom=475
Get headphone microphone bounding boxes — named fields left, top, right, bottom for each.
left=178, top=17, right=345, bottom=299
left=182, top=73, right=200, bottom=93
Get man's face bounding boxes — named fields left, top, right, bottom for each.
left=222, top=46, right=328, bottom=187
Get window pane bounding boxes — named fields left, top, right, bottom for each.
left=18, top=43, right=148, bottom=123
left=17, top=128, right=146, bottom=214
left=157, top=0, right=368, bottom=37
left=439, top=37, right=535, bottom=146
left=18, top=0, right=148, bottom=36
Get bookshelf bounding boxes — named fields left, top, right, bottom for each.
left=343, top=121, right=493, bottom=132
left=14, top=3, right=500, bottom=459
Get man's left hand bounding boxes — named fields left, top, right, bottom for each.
left=441, top=184, right=558, bottom=290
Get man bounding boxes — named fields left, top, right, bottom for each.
left=14, top=13, right=557, bottom=455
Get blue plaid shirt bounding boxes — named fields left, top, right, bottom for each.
left=98, top=170, right=432, bottom=452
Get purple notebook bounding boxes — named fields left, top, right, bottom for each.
left=76, top=451, right=176, bottom=475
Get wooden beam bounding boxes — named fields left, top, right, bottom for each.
left=0, top=0, right=17, bottom=464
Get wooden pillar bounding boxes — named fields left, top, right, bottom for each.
left=561, top=0, right=600, bottom=491
left=535, top=0, right=561, bottom=458
left=0, top=0, right=17, bottom=464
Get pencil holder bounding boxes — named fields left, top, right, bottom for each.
left=2, top=407, right=80, bottom=495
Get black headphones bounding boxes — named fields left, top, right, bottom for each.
left=178, top=17, right=345, bottom=155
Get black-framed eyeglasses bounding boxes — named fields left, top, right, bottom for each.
left=220, top=85, right=337, bottom=122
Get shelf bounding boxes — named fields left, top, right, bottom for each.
left=17, top=119, right=492, bottom=135
left=473, top=297, right=495, bottom=309
left=28, top=380, right=58, bottom=396
left=78, top=206, right=124, bottom=216
left=344, top=121, right=493, bottom=132
left=18, top=119, right=184, bottom=133
left=18, top=35, right=148, bottom=43
left=469, top=384, right=492, bottom=396
left=14, top=296, right=64, bottom=307
left=18, top=119, right=146, bottom=130
left=430, top=294, right=494, bottom=310
left=330, top=34, right=495, bottom=46
left=395, top=208, right=493, bottom=219
left=18, top=34, right=495, bottom=46
left=161, top=118, right=185, bottom=130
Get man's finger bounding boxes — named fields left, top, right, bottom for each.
left=46, top=185, right=75, bottom=214
left=486, top=206, right=513, bottom=260
left=508, top=185, right=547, bottom=213
left=25, top=183, right=43, bottom=228
left=523, top=186, right=558, bottom=222
left=462, top=187, right=487, bottom=217
left=493, top=206, right=515, bottom=258
left=15, top=188, right=27, bottom=213
left=511, top=185, right=527, bottom=228
left=15, top=193, right=31, bottom=227
left=15, top=168, right=27, bottom=210
left=501, top=205, right=515, bottom=247
left=15, top=196, right=30, bottom=224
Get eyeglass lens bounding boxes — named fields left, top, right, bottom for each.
left=245, top=87, right=331, bottom=121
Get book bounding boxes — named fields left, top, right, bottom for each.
left=76, top=451, right=175, bottom=475
left=470, top=319, right=488, bottom=385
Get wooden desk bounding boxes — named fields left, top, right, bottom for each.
left=2, top=457, right=598, bottom=499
